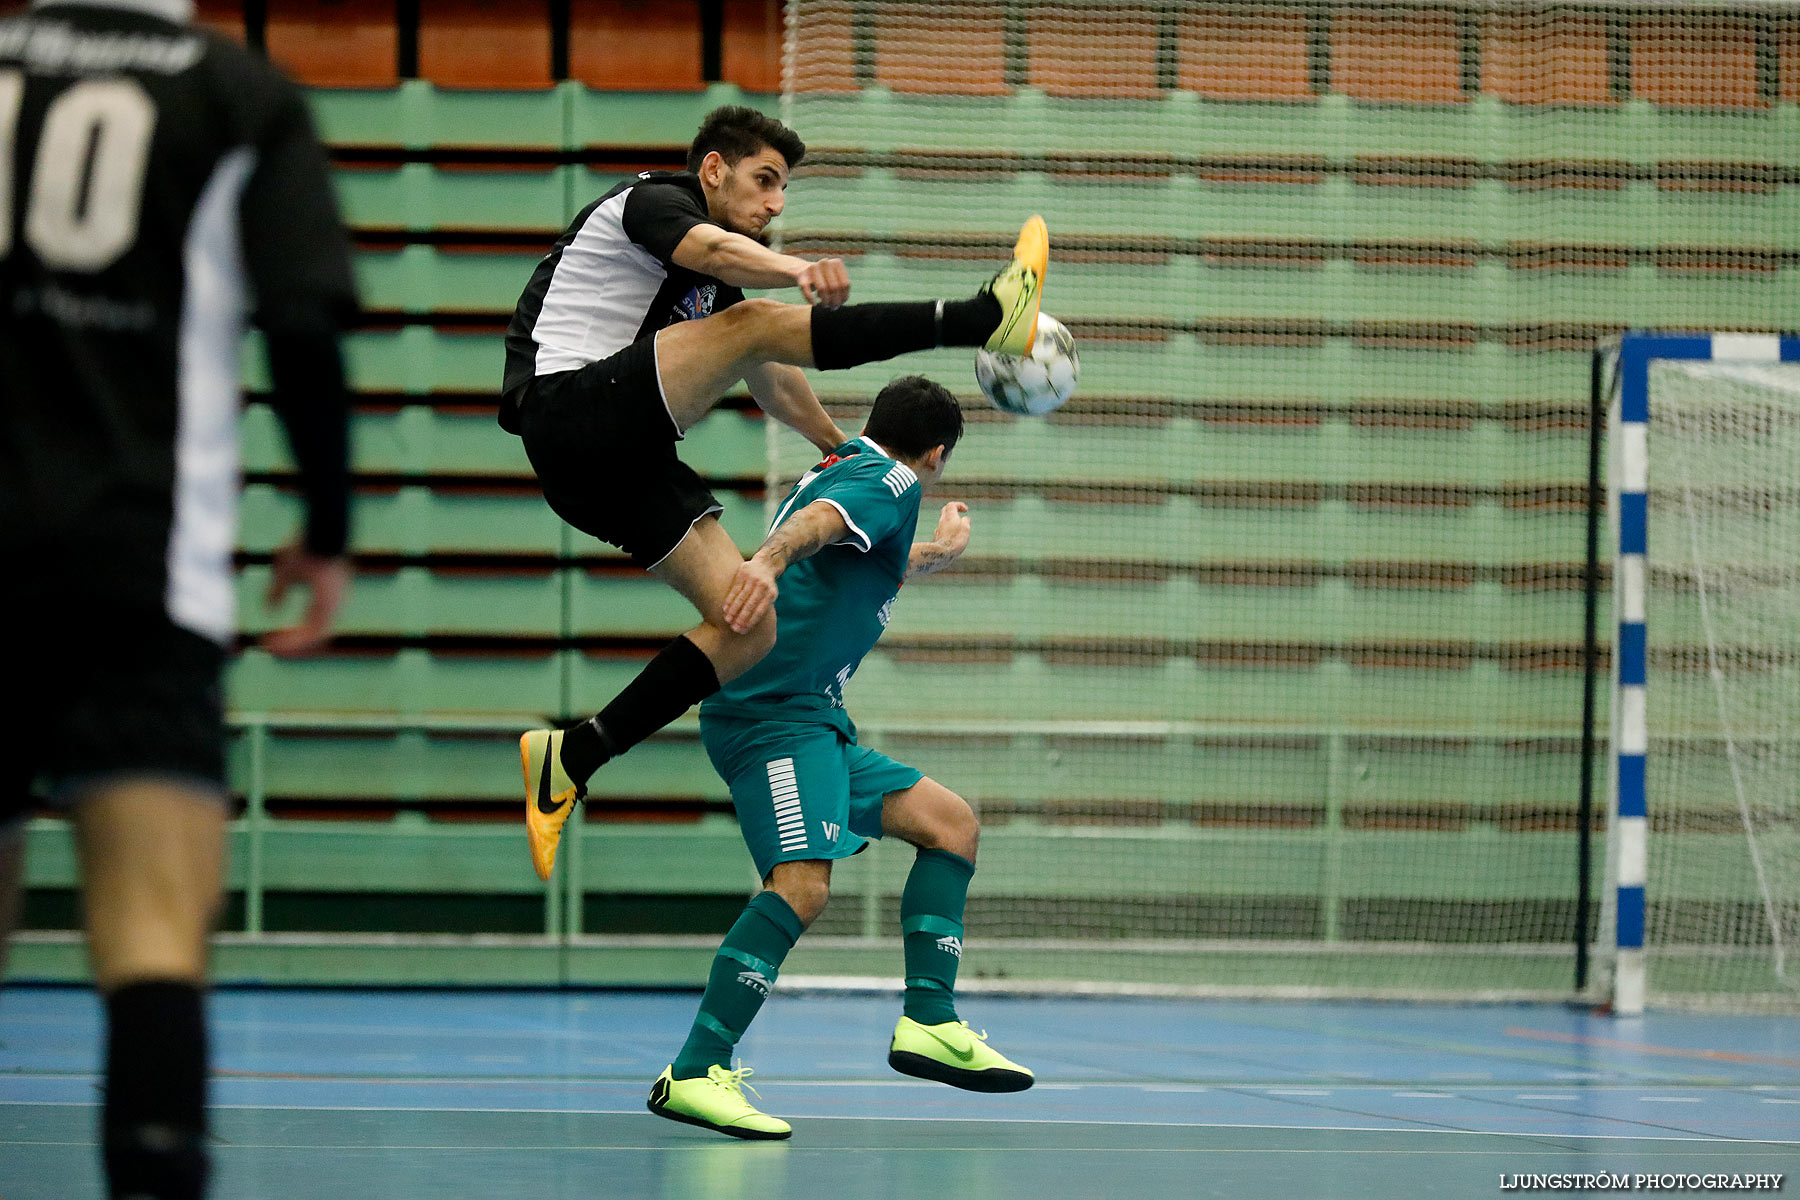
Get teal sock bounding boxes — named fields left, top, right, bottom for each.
left=900, top=848, right=975, bottom=1025
left=671, top=891, right=804, bottom=1080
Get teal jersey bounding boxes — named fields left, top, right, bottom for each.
left=703, top=438, right=921, bottom=734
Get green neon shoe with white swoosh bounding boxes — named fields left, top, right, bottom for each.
left=887, top=1016, right=1035, bottom=1093
left=648, top=1064, right=792, bottom=1140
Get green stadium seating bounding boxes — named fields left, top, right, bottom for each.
left=243, top=404, right=764, bottom=481
left=886, top=574, right=1585, bottom=646
left=337, top=168, right=575, bottom=236
left=238, top=565, right=564, bottom=638
left=239, top=483, right=765, bottom=557
left=229, top=647, right=564, bottom=715
left=786, top=91, right=1800, bottom=167
left=792, top=341, right=1594, bottom=407
left=308, top=82, right=778, bottom=151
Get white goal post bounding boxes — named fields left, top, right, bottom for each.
left=1602, top=331, right=1800, bottom=1014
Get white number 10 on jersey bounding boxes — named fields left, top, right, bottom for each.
left=0, top=68, right=157, bottom=271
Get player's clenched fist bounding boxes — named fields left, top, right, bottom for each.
left=931, top=501, right=971, bottom=558
left=796, top=257, right=850, bottom=308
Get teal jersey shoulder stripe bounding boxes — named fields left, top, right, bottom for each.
left=704, top=439, right=921, bottom=726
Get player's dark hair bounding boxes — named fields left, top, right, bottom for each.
left=687, top=106, right=806, bottom=174
left=864, top=376, right=964, bottom=462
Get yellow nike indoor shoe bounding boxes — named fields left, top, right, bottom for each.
left=647, top=1064, right=793, bottom=1140
left=521, top=728, right=583, bottom=881
left=981, top=214, right=1049, bottom=357
left=887, top=1016, right=1035, bottom=1093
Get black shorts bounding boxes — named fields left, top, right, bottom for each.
left=513, top=335, right=724, bottom=568
left=1, top=566, right=228, bottom=825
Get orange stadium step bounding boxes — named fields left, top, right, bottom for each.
left=1480, top=11, right=1613, bottom=105
left=418, top=0, right=553, bottom=89
left=721, top=0, right=782, bottom=94
left=569, top=0, right=704, bottom=91
left=1632, top=15, right=1767, bottom=109
left=266, top=0, right=399, bottom=88
left=1177, top=7, right=1314, bottom=101
left=1028, top=3, right=1162, bottom=101
left=194, top=0, right=243, bottom=41
left=1332, top=7, right=1467, bottom=104
left=875, top=2, right=1009, bottom=96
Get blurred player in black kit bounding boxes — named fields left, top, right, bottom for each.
left=0, top=2, right=358, bottom=1197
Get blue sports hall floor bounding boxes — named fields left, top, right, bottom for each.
left=2, top=986, right=1796, bottom=1199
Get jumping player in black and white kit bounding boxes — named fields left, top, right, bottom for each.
left=0, top=2, right=358, bottom=1197
left=512, top=105, right=1050, bottom=881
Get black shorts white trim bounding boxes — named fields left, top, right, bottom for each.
left=1, top=592, right=229, bottom=824
left=516, top=335, right=724, bottom=567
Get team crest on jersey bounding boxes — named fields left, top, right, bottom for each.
left=877, top=597, right=895, bottom=627
left=677, top=283, right=719, bottom=322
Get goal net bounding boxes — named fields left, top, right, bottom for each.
left=1609, top=348, right=1800, bottom=1011
left=775, top=1, right=1794, bottom=998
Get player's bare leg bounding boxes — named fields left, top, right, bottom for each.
left=655, top=299, right=819, bottom=431
left=75, top=781, right=226, bottom=990
left=651, top=514, right=777, bottom=683
left=881, top=775, right=980, bottom=864
left=881, top=778, right=1033, bottom=1092
left=762, top=858, right=832, bottom=928
left=73, top=779, right=228, bottom=1200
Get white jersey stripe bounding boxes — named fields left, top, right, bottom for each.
left=167, top=146, right=254, bottom=645
left=532, top=188, right=665, bottom=375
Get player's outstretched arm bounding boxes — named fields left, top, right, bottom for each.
left=671, top=225, right=850, bottom=306
left=721, top=501, right=852, bottom=633
left=742, top=362, right=848, bottom=454
left=905, top=502, right=972, bottom=582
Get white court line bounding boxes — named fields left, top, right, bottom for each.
left=2, top=1139, right=1791, bottom=1157
left=2, top=1100, right=1795, bottom=1143
left=1637, top=1097, right=1703, bottom=1103
left=1514, top=1095, right=1580, bottom=1101
left=3, top=1074, right=1782, bottom=1093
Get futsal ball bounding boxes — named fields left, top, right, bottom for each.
left=975, top=313, right=1080, bottom=416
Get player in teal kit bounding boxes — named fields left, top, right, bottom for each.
left=646, top=376, right=1034, bottom=1140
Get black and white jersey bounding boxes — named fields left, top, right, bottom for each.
left=502, top=171, right=744, bottom=400
left=0, top=0, right=357, bottom=644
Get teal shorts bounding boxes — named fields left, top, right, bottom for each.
left=700, top=715, right=924, bottom=880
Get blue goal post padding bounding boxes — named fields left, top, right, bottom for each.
left=1605, top=331, right=1800, bottom=1013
